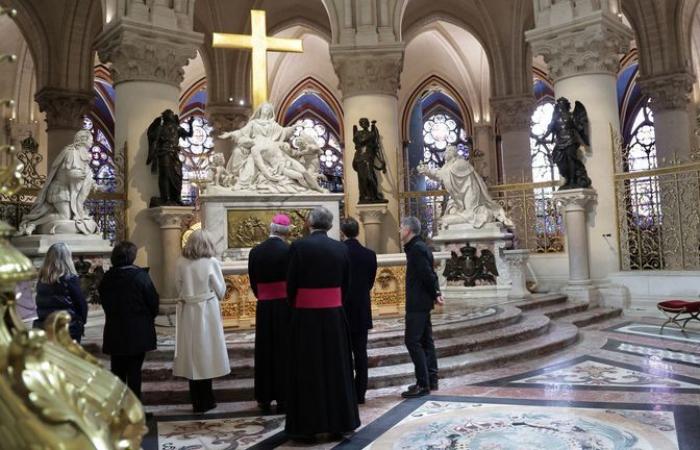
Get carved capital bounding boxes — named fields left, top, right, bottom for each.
left=207, top=103, right=251, bottom=135
left=527, top=13, right=632, bottom=81
left=638, top=72, right=695, bottom=113
left=490, top=96, right=534, bottom=133
left=149, top=206, right=193, bottom=230
left=331, top=47, right=404, bottom=98
left=96, top=18, right=203, bottom=87
left=553, top=188, right=597, bottom=211
left=34, top=88, right=92, bottom=130
left=357, top=203, right=389, bottom=225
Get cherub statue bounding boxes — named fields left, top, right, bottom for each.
left=209, top=153, right=231, bottom=187
left=539, top=97, right=591, bottom=190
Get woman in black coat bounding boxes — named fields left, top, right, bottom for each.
left=35, top=242, right=88, bottom=342
left=99, top=241, right=159, bottom=400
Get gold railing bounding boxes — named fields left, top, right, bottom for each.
left=613, top=160, right=700, bottom=270
left=399, top=180, right=565, bottom=254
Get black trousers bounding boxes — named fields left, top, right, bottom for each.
left=404, top=312, right=438, bottom=388
left=350, top=330, right=369, bottom=402
left=110, top=353, right=146, bottom=400
left=188, top=379, right=215, bottom=412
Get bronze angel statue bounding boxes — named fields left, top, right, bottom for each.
left=146, top=109, right=194, bottom=207
left=540, top=97, right=592, bottom=190
left=352, top=118, right=388, bottom=203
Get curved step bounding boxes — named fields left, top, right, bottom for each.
left=557, top=306, right=622, bottom=327
left=538, top=301, right=589, bottom=319
left=512, top=293, right=567, bottom=311
left=139, top=322, right=578, bottom=405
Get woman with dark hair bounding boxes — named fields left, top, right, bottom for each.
left=35, top=242, right=88, bottom=342
left=99, top=241, right=159, bottom=400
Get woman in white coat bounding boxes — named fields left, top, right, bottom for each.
left=174, top=230, right=230, bottom=413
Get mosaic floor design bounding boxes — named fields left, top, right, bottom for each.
left=142, top=411, right=286, bottom=450
left=334, top=396, right=699, bottom=450
left=606, top=322, right=700, bottom=344
left=475, top=355, right=700, bottom=393
left=603, top=338, right=700, bottom=368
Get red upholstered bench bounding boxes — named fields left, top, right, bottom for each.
left=657, top=300, right=700, bottom=333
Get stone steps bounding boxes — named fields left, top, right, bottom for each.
left=139, top=322, right=578, bottom=405
left=537, top=301, right=589, bottom=319
left=557, top=306, right=623, bottom=327
left=512, top=293, right=567, bottom=311
left=110, top=312, right=548, bottom=382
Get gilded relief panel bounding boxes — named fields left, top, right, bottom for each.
left=227, top=209, right=309, bottom=248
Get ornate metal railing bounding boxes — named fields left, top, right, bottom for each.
left=614, top=160, right=700, bottom=270
left=399, top=180, right=564, bottom=254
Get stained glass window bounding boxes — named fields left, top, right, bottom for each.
left=529, top=101, right=563, bottom=252
left=421, top=112, right=470, bottom=190
left=179, top=115, right=214, bottom=203
left=82, top=116, right=116, bottom=191
left=290, top=116, right=344, bottom=192
left=625, top=100, right=659, bottom=224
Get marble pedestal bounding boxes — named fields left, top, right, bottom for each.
left=357, top=202, right=388, bottom=253
left=553, top=188, right=600, bottom=306
left=149, top=206, right=194, bottom=325
left=433, top=222, right=514, bottom=308
left=12, top=233, right=112, bottom=257
left=502, top=249, right=532, bottom=300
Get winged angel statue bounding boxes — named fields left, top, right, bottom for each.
left=540, top=97, right=592, bottom=190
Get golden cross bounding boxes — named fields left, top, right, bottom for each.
left=213, top=10, right=303, bottom=110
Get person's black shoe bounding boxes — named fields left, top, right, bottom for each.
left=289, top=434, right=317, bottom=444
left=430, top=380, right=439, bottom=391
left=258, top=402, right=272, bottom=414
left=401, top=384, right=430, bottom=398
left=193, top=402, right=216, bottom=414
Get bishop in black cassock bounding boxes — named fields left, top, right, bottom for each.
left=248, top=214, right=292, bottom=413
left=285, top=207, right=360, bottom=439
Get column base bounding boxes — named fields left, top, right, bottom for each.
left=155, top=297, right=177, bottom=327
left=563, top=283, right=600, bottom=306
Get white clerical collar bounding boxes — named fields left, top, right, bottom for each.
left=269, top=235, right=283, bottom=240
left=310, top=228, right=326, bottom=234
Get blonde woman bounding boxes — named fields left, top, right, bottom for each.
left=34, top=243, right=88, bottom=342
left=174, top=229, right=230, bottom=413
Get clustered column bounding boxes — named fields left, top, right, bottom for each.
left=490, top=96, right=534, bottom=183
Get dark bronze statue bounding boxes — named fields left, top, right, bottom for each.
left=146, top=110, right=194, bottom=207
left=540, top=97, right=591, bottom=190
left=442, top=244, right=498, bottom=287
left=352, top=118, right=387, bottom=203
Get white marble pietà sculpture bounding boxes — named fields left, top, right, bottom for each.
left=216, top=102, right=327, bottom=194
left=418, top=145, right=513, bottom=228
left=17, top=129, right=99, bottom=235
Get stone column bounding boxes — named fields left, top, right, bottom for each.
left=554, top=188, right=599, bottom=304
left=149, top=206, right=193, bottom=323
left=34, top=87, right=92, bottom=166
left=472, top=122, right=498, bottom=183
left=527, top=5, right=633, bottom=281
left=357, top=203, right=388, bottom=252
left=491, top=96, right=534, bottom=183
left=638, top=72, right=696, bottom=163
left=207, top=102, right=250, bottom=162
left=331, top=47, right=403, bottom=253
left=96, top=5, right=203, bottom=295
left=502, top=249, right=532, bottom=300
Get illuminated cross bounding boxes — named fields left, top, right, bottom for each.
left=213, top=10, right=303, bottom=110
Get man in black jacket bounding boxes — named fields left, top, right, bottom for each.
left=248, top=214, right=292, bottom=413
left=400, top=216, right=443, bottom=398
left=340, top=217, right=377, bottom=404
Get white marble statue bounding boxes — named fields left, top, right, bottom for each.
left=17, top=130, right=99, bottom=236
left=216, top=102, right=327, bottom=194
left=418, top=145, right=512, bottom=228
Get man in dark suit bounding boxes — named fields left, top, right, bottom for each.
left=340, top=217, right=377, bottom=404
left=248, top=214, right=292, bottom=413
left=285, top=207, right=360, bottom=441
left=400, top=216, right=444, bottom=398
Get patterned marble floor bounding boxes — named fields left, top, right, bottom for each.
left=140, top=316, right=700, bottom=449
